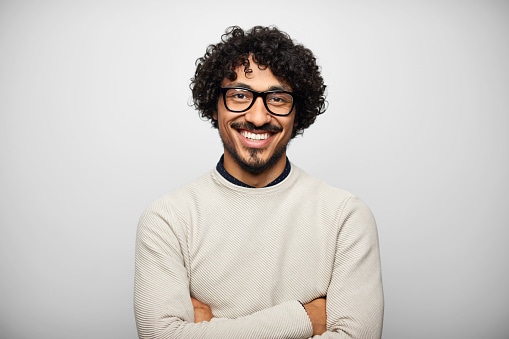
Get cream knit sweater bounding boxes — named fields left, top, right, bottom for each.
left=134, top=164, right=383, bottom=338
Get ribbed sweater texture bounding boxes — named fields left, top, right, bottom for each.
left=134, top=164, right=384, bottom=338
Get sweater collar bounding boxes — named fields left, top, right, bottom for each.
left=216, top=154, right=292, bottom=188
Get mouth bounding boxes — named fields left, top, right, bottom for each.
left=230, top=122, right=282, bottom=148
left=235, top=128, right=276, bottom=149
left=239, top=130, right=271, bottom=141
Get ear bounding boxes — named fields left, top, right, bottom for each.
left=212, top=111, right=218, bottom=120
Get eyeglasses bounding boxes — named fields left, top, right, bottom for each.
left=220, top=87, right=295, bottom=116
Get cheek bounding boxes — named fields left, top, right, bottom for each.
left=286, top=116, right=297, bottom=130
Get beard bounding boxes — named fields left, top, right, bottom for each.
left=220, top=122, right=290, bottom=175
left=224, top=140, right=288, bottom=175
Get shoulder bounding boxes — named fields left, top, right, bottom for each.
left=290, top=163, right=374, bottom=217
left=140, top=170, right=216, bottom=218
left=290, top=164, right=356, bottom=200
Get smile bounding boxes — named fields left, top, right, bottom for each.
left=240, top=131, right=271, bottom=140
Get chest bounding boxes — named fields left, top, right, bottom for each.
left=185, top=206, right=337, bottom=317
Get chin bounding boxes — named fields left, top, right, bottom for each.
left=232, top=147, right=286, bottom=175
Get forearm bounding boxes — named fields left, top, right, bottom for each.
left=135, top=297, right=313, bottom=338
left=204, top=301, right=312, bottom=338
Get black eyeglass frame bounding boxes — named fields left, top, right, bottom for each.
left=219, top=87, right=296, bottom=117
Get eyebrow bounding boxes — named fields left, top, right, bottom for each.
left=227, top=82, right=291, bottom=92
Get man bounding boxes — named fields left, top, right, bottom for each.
left=134, top=25, right=383, bottom=338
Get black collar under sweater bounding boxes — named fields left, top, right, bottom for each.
left=216, top=155, right=291, bottom=188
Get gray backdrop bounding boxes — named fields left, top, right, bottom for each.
left=1, top=1, right=508, bottom=338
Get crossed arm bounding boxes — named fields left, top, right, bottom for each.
left=192, top=297, right=327, bottom=336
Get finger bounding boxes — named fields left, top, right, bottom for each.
left=191, top=297, right=208, bottom=308
left=191, top=297, right=202, bottom=307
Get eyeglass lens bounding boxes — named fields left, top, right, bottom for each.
left=223, top=88, right=293, bottom=115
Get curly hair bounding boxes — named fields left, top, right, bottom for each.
left=190, top=25, right=327, bottom=138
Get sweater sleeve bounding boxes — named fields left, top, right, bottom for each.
left=313, top=197, right=384, bottom=338
left=134, top=201, right=314, bottom=339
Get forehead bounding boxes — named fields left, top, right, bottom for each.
left=222, top=59, right=292, bottom=91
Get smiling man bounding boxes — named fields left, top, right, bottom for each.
left=216, top=55, right=297, bottom=187
left=134, top=26, right=384, bottom=338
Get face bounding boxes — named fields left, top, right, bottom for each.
left=214, top=57, right=297, bottom=177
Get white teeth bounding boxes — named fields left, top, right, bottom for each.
left=241, top=131, right=270, bottom=140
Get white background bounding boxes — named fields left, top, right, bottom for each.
left=1, top=1, right=508, bottom=338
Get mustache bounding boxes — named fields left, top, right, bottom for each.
left=230, top=121, right=283, bottom=133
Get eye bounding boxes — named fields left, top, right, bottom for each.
left=226, top=89, right=252, bottom=101
left=267, top=92, right=293, bottom=105
left=233, top=93, right=247, bottom=100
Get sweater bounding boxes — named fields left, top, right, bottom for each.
left=134, top=163, right=384, bottom=338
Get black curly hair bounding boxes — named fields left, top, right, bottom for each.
left=190, top=25, right=327, bottom=139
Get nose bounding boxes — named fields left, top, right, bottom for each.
left=244, top=96, right=272, bottom=127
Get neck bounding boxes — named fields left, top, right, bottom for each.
left=223, top=152, right=288, bottom=188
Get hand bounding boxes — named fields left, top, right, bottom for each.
left=303, top=297, right=327, bottom=335
left=191, top=297, right=214, bottom=323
